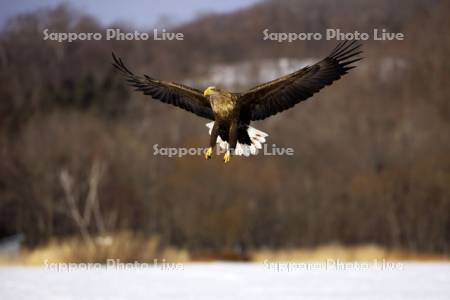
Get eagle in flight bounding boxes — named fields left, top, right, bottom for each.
left=113, top=41, right=362, bottom=163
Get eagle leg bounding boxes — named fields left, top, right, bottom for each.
left=223, top=151, right=231, bottom=163
left=224, top=121, right=238, bottom=163
left=204, top=147, right=213, bottom=160
left=206, top=122, right=219, bottom=160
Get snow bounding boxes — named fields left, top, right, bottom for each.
left=185, top=58, right=314, bottom=90
left=1, top=262, right=449, bottom=300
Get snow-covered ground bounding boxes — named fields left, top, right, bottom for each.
left=1, top=262, right=449, bottom=300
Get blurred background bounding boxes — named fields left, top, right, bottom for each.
left=0, top=0, right=449, bottom=263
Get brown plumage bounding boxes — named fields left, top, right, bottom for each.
left=112, top=40, right=362, bottom=163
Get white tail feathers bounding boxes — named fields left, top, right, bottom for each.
left=206, top=122, right=268, bottom=156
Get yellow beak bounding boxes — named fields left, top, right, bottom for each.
left=203, top=87, right=212, bottom=97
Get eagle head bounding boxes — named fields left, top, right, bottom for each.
left=203, top=86, right=218, bottom=97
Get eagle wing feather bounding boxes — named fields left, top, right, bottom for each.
left=239, top=41, right=362, bottom=121
left=112, top=53, right=214, bottom=120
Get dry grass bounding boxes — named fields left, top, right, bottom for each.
left=1, top=241, right=449, bottom=266
left=252, top=244, right=450, bottom=262
left=1, top=232, right=189, bottom=266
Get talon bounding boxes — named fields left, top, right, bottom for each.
left=204, top=147, right=213, bottom=160
left=223, top=151, right=231, bottom=163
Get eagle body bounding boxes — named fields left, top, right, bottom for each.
left=204, top=88, right=255, bottom=153
left=208, top=89, right=237, bottom=120
left=203, top=87, right=262, bottom=157
left=113, top=41, right=362, bottom=163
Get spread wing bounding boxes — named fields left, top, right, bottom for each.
left=239, top=41, right=362, bottom=121
left=112, top=53, right=214, bottom=120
